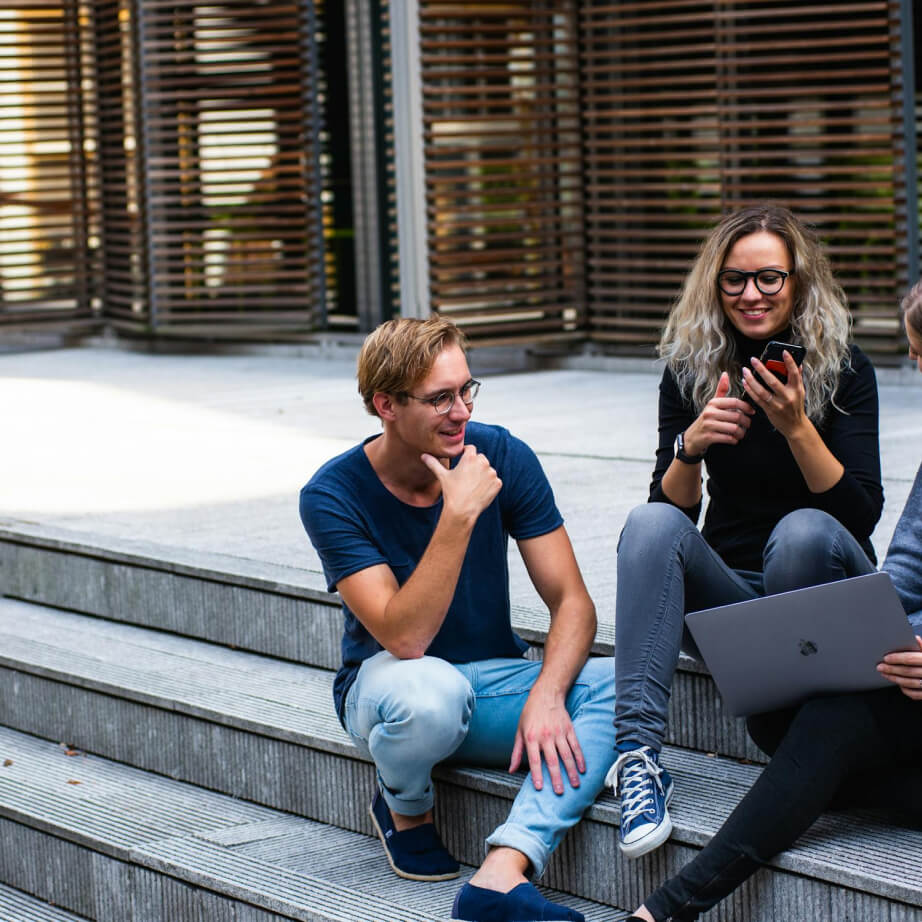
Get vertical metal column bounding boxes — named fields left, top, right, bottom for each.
left=130, top=0, right=157, bottom=330
left=346, top=0, right=386, bottom=330
left=901, top=0, right=920, bottom=286
left=302, top=0, right=328, bottom=328
left=388, top=0, right=429, bottom=319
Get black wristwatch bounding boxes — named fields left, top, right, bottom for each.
left=674, top=431, right=705, bottom=464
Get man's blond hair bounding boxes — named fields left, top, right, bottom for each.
left=357, top=316, right=468, bottom=417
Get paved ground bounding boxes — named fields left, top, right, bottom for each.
left=3, top=343, right=921, bottom=620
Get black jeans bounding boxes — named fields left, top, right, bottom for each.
left=644, top=686, right=922, bottom=922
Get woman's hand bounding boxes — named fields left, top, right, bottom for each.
left=877, top=635, right=922, bottom=701
left=682, top=372, right=754, bottom=457
left=741, top=350, right=807, bottom=439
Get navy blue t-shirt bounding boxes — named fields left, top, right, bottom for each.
left=300, top=421, right=563, bottom=724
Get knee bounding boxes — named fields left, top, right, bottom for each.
left=619, top=502, right=691, bottom=559
left=771, top=508, right=837, bottom=550
left=370, top=656, right=473, bottom=745
left=763, top=509, right=843, bottom=588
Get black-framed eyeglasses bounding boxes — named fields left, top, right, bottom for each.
left=404, top=379, right=481, bottom=415
left=717, top=268, right=790, bottom=297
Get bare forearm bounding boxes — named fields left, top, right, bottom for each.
left=378, top=512, right=476, bottom=658
left=786, top=420, right=844, bottom=494
left=660, top=457, right=703, bottom=508
left=533, top=598, right=596, bottom=698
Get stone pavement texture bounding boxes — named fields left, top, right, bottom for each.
left=2, top=344, right=921, bottom=623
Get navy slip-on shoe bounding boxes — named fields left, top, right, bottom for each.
left=451, top=882, right=585, bottom=921
left=369, top=789, right=460, bottom=881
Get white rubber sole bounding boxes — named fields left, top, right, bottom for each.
left=618, top=812, right=674, bottom=859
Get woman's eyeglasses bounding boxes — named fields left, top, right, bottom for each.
left=718, top=268, right=789, bottom=297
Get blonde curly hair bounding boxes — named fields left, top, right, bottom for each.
left=901, top=279, right=922, bottom=341
left=660, top=204, right=851, bottom=423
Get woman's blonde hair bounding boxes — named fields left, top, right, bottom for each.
left=901, top=279, right=922, bottom=341
left=660, top=204, right=851, bottom=422
left=357, top=315, right=468, bottom=417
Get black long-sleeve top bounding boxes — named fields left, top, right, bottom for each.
left=649, top=334, right=884, bottom=571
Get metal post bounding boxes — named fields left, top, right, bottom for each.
left=346, top=0, right=386, bottom=330
left=901, top=0, right=919, bottom=286
left=388, top=0, right=429, bottom=319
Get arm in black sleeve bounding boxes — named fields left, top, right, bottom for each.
left=648, top=367, right=702, bottom=523
left=808, top=347, right=883, bottom=542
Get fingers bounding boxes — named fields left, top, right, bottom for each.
left=876, top=644, right=922, bottom=700
left=782, top=350, right=803, bottom=380
left=420, top=452, right=449, bottom=478
left=422, top=444, right=477, bottom=477
left=509, top=733, right=524, bottom=776
left=694, top=402, right=752, bottom=449
left=714, top=371, right=730, bottom=399
left=527, top=736, right=581, bottom=795
left=878, top=668, right=922, bottom=700
left=527, top=737, right=550, bottom=792
left=879, top=640, right=922, bottom=665
left=513, top=718, right=586, bottom=794
left=741, top=363, right=776, bottom=405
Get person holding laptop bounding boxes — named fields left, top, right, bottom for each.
left=622, top=281, right=922, bottom=922
left=610, top=204, right=883, bottom=859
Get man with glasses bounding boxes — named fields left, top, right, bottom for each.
left=301, top=316, right=615, bottom=922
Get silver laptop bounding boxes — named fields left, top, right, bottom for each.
left=684, top=571, right=917, bottom=717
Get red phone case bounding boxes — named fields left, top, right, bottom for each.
left=765, top=359, right=787, bottom=376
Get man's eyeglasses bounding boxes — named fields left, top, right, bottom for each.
left=718, top=268, right=790, bottom=297
left=405, top=379, right=481, bottom=415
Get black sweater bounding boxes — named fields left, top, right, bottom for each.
left=649, top=335, right=884, bottom=570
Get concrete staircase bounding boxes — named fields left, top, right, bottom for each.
left=1, top=521, right=921, bottom=920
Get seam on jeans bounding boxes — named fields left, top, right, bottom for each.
left=669, top=853, right=760, bottom=921
left=630, top=524, right=696, bottom=747
left=473, top=688, right=536, bottom=699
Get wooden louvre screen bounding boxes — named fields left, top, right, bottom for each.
left=95, top=0, right=326, bottom=338
left=580, top=0, right=911, bottom=354
left=0, top=0, right=100, bottom=330
left=418, top=1, right=586, bottom=342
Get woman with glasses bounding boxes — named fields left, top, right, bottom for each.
left=608, top=204, right=883, bottom=865
left=625, top=282, right=922, bottom=922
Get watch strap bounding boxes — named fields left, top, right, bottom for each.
left=675, top=431, right=705, bottom=464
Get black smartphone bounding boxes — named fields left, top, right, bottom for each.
left=759, top=340, right=806, bottom=381
left=740, top=340, right=806, bottom=401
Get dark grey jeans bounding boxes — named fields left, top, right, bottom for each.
left=644, top=686, right=922, bottom=921
left=614, top=503, right=875, bottom=751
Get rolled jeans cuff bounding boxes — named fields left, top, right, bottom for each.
left=485, top=822, right=550, bottom=879
left=377, top=770, right=434, bottom=817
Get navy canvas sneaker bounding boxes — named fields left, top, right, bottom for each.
left=607, top=746, right=674, bottom=858
left=452, top=882, right=584, bottom=921
left=369, top=789, right=460, bottom=881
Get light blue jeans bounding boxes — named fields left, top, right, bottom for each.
left=614, top=504, right=875, bottom=751
left=343, top=651, right=616, bottom=877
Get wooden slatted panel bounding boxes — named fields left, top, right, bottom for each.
left=581, top=0, right=909, bottom=355
left=0, top=0, right=100, bottom=330
left=419, top=1, right=586, bottom=341
left=96, top=0, right=325, bottom=338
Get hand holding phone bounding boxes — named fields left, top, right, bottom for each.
left=759, top=340, right=806, bottom=381
left=740, top=340, right=805, bottom=401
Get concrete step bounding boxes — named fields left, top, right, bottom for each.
left=0, top=883, right=89, bottom=921
left=0, top=521, right=759, bottom=763
left=0, top=725, right=616, bottom=921
left=0, top=596, right=919, bottom=919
